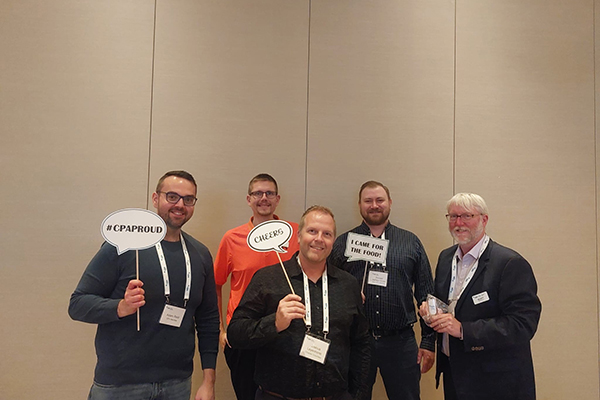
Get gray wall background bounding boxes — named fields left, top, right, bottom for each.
left=1, top=1, right=597, bottom=399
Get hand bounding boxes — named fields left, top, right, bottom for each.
left=219, top=329, right=230, bottom=350
left=275, top=294, right=306, bottom=332
left=194, top=369, right=215, bottom=400
left=117, top=279, right=145, bottom=318
left=417, top=348, right=435, bottom=373
left=428, top=313, right=462, bottom=339
left=361, top=291, right=366, bottom=304
left=418, top=301, right=432, bottom=326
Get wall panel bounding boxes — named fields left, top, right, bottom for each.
left=149, top=1, right=310, bottom=397
left=0, top=1, right=155, bottom=399
left=306, top=0, right=455, bottom=243
left=455, top=1, right=598, bottom=398
left=597, top=0, right=600, bottom=394
left=307, top=2, right=455, bottom=398
left=150, top=0, right=310, bottom=252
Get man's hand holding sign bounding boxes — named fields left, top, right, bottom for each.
left=101, top=208, right=166, bottom=330
left=247, top=219, right=296, bottom=294
left=246, top=220, right=308, bottom=330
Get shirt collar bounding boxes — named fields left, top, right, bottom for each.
left=458, top=234, right=488, bottom=261
left=358, top=220, right=391, bottom=237
left=288, top=251, right=339, bottom=279
left=248, top=214, right=280, bottom=229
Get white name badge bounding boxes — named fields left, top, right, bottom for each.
left=299, top=334, right=330, bottom=364
left=472, top=291, right=490, bottom=305
left=159, top=304, right=186, bottom=328
left=367, top=270, right=388, bottom=287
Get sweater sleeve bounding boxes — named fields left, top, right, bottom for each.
left=192, top=241, right=220, bottom=370
left=68, top=242, right=130, bottom=324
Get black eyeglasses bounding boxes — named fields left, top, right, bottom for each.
left=249, top=191, right=277, bottom=199
left=158, top=191, right=197, bottom=206
left=445, top=213, right=481, bottom=222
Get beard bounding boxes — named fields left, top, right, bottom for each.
left=361, top=208, right=390, bottom=226
left=160, top=207, right=190, bottom=230
left=451, top=220, right=484, bottom=246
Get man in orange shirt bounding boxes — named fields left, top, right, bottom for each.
left=214, top=173, right=299, bottom=400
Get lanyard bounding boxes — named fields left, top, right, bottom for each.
left=298, top=257, right=329, bottom=339
left=448, top=235, right=489, bottom=303
left=362, top=230, right=386, bottom=289
left=155, top=233, right=192, bottom=307
left=371, top=230, right=386, bottom=267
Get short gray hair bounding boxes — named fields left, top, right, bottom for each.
left=446, top=193, right=488, bottom=215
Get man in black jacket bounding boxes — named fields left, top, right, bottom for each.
left=420, top=193, right=541, bottom=400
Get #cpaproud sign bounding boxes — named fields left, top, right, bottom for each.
left=101, top=208, right=167, bottom=330
left=101, top=208, right=166, bottom=254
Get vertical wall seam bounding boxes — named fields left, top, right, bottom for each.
left=452, top=0, right=457, bottom=196
left=146, top=0, right=158, bottom=210
left=594, top=0, right=600, bottom=385
left=304, top=0, right=312, bottom=210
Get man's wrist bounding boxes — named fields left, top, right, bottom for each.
left=202, top=368, right=216, bottom=384
left=116, top=299, right=128, bottom=318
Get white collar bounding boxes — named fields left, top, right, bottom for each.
left=458, top=234, right=488, bottom=261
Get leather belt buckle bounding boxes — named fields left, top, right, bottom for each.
left=371, top=325, right=412, bottom=339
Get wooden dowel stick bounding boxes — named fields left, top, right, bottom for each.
left=136, top=249, right=140, bottom=332
left=276, top=252, right=295, bottom=295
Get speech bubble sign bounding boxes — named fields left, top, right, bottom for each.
left=247, top=220, right=293, bottom=253
left=101, top=208, right=166, bottom=255
left=344, top=232, right=389, bottom=264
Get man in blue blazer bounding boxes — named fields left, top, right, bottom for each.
left=419, top=193, right=541, bottom=400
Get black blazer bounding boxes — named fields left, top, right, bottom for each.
left=434, top=239, right=541, bottom=400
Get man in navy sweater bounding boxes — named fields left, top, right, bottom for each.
left=69, top=170, right=219, bottom=400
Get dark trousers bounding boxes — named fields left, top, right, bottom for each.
left=437, top=354, right=458, bottom=400
left=255, top=387, right=352, bottom=400
left=224, top=345, right=258, bottom=400
left=442, top=367, right=458, bottom=400
left=366, top=329, right=420, bottom=400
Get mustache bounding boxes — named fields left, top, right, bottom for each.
left=452, top=228, right=470, bottom=235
